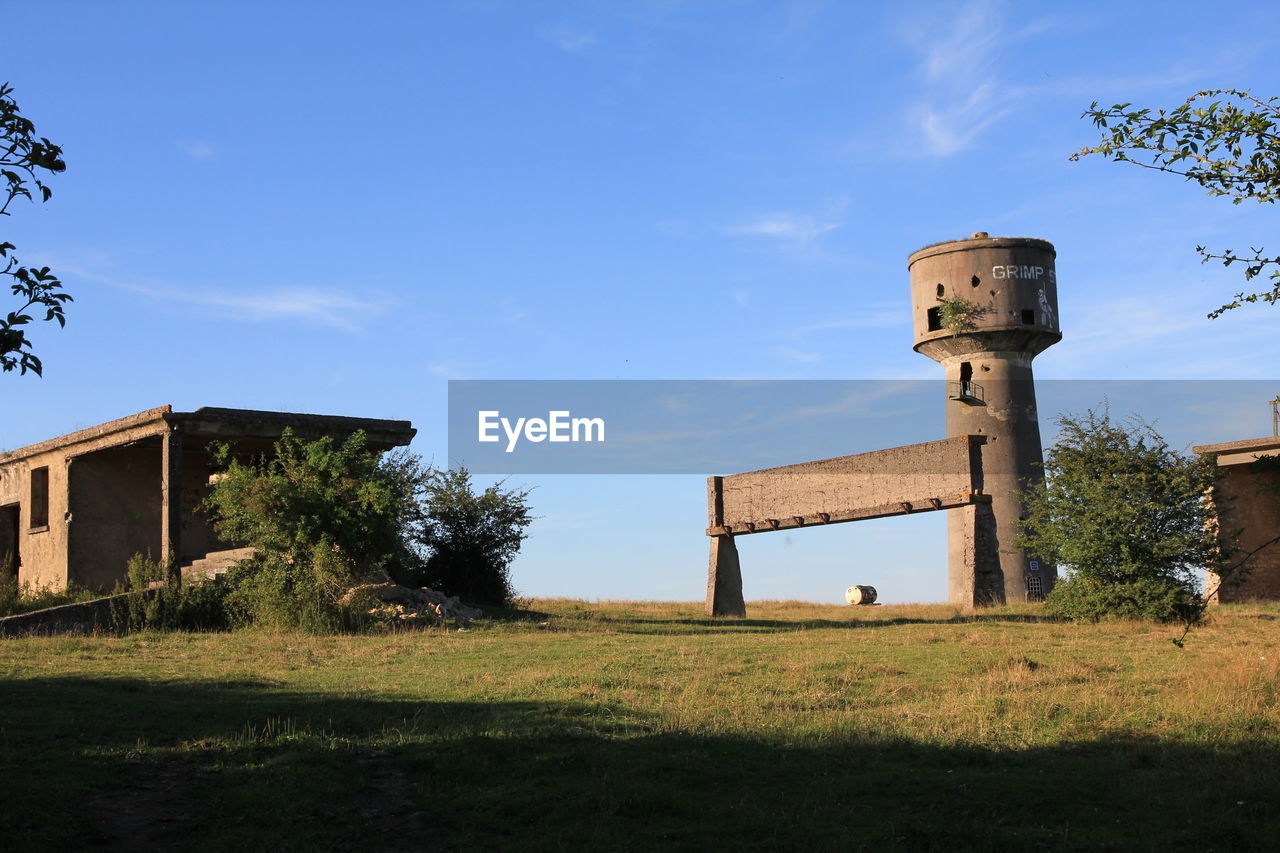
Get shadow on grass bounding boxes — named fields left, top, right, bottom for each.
left=1, top=676, right=1275, bottom=851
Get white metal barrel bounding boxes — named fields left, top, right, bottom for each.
left=845, top=585, right=878, bottom=605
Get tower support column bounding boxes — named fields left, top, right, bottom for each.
left=706, top=534, right=745, bottom=617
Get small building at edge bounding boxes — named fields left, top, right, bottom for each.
left=1194, top=434, right=1280, bottom=602
left=0, top=406, right=416, bottom=591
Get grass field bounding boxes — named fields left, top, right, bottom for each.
left=2, top=599, right=1279, bottom=851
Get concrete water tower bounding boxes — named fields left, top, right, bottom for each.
left=908, top=233, right=1061, bottom=607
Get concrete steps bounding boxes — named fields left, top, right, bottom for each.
left=180, top=547, right=256, bottom=580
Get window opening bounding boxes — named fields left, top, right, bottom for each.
left=30, top=466, right=49, bottom=529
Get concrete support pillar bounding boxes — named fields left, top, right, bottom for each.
left=705, top=534, right=745, bottom=617
left=160, top=427, right=183, bottom=579
left=942, top=361, right=1054, bottom=605
left=948, top=501, right=1002, bottom=610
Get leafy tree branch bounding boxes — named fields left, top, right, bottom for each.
left=1073, top=89, right=1280, bottom=318
left=1, top=82, right=69, bottom=375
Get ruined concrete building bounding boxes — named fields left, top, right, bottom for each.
left=1194, top=435, right=1280, bottom=602
left=706, top=233, right=1060, bottom=614
left=908, top=234, right=1060, bottom=607
left=0, top=406, right=416, bottom=591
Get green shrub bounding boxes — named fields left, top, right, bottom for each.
left=1046, top=573, right=1206, bottom=624
left=204, top=429, right=414, bottom=576
left=202, top=432, right=535, bottom=626
left=402, top=467, right=532, bottom=607
left=219, top=545, right=371, bottom=632
left=109, top=553, right=230, bottom=633
left=936, top=295, right=987, bottom=333
left=1018, top=408, right=1227, bottom=627
left=203, top=429, right=416, bottom=630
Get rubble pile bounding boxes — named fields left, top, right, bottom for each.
left=340, top=576, right=482, bottom=628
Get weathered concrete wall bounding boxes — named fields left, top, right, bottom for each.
left=1207, top=460, right=1280, bottom=602
left=6, top=449, right=73, bottom=590
left=939, top=365, right=1055, bottom=604
left=909, top=234, right=1061, bottom=350
left=68, top=441, right=162, bottom=591
left=708, top=436, right=985, bottom=534
left=948, top=502, right=1003, bottom=608
left=2, top=412, right=171, bottom=591
left=0, top=591, right=135, bottom=636
left=0, top=463, right=17, bottom=505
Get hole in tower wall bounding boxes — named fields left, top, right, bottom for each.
left=1022, top=309, right=1035, bottom=325
left=960, top=362, right=972, bottom=382
left=926, top=307, right=942, bottom=331
left=936, top=283, right=945, bottom=298
left=971, top=275, right=981, bottom=287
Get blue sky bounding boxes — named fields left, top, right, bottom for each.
left=4, top=0, right=1279, bottom=603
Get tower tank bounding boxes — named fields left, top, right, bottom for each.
left=907, top=232, right=1061, bottom=607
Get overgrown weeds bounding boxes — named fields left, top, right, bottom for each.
left=0, top=573, right=101, bottom=617
left=108, top=553, right=230, bottom=633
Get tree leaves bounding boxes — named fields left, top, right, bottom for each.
left=0, top=82, right=68, bottom=376
left=1073, top=88, right=1280, bottom=317
left=1017, top=407, right=1227, bottom=590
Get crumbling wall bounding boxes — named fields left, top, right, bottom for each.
left=7, top=451, right=72, bottom=590
left=1210, top=462, right=1280, bottom=602
left=67, top=442, right=162, bottom=591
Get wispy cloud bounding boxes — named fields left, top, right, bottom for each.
left=427, top=359, right=488, bottom=379
left=789, top=306, right=904, bottom=336
left=900, top=1, right=1052, bottom=157
left=177, top=140, right=216, bottom=160
left=760, top=381, right=927, bottom=427
left=899, top=4, right=1222, bottom=159
left=771, top=346, right=823, bottom=364
left=60, top=264, right=389, bottom=332
left=148, top=284, right=386, bottom=331
left=539, top=22, right=598, bottom=53
left=1044, top=290, right=1280, bottom=380
left=724, top=211, right=841, bottom=246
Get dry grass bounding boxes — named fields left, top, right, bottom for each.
left=2, top=599, right=1278, bottom=850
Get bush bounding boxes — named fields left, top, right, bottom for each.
left=1046, top=574, right=1206, bottom=624
left=402, top=467, right=533, bottom=606
left=109, top=553, right=230, bottom=633
left=201, top=434, right=535, bottom=627
left=1018, top=407, right=1228, bottom=625
left=205, top=429, right=414, bottom=576
left=219, top=545, right=372, bottom=632
left=203, top=429, right=417, bottom=630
